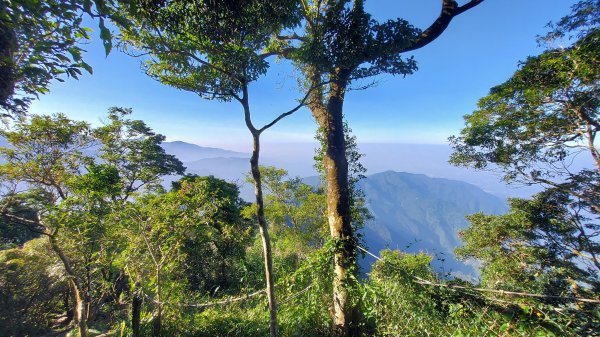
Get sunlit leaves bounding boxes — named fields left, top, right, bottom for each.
left=0, top=0, right=121, bottom=115
left=119, top=0, right=301, bottom=101
left=450, top=25, right=599, bottom=181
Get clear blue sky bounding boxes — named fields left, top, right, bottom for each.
left=29, top=0, right=578, bottom=152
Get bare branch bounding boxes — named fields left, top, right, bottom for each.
left=400, top=0, right=485, bottom=53
left=258, top=87, right=312, bottom=133
left=259, top=47, right=297, bottom=60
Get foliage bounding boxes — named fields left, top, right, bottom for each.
left=448, top=3, right=600, bottom=336
left=247, top=166, right=327, bottom=256
left=276, top=239, right=336, bottom=337
left=0, top=109, right=183, bottom=335
left=0, top=0, right=122, bottom=115
left=177, top=176, right=251, bottom=294
left=289, top=0, right=420, bottom=82
left=450, top=0, right=599, bottom=298
left=0, top=238, right=66, bottom=336
left=119, top=175, right=254, bottom=335
left=366, top=249, right=598, bottom=337
left=119, top=0, right=300, bottom=101
left=0, top=113, right=93, bottom=198
left=449, top=28, right=599, bottom=181
left=94, top=107, right=185, bottom=197
left=457, top=195, right=599, bottom=298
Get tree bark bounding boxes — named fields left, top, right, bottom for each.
left=73, top=284, right=88, bottom=337
left=310, top=69, right=357, bottom=337
left=49, top=234, right=87, bottom=337
left=153, top=268, right=162, bottom=337
left=250, top=128, right=278, bottom=337
left=132, top=280, right=142, bottom=337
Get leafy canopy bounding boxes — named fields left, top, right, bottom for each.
left=0, top=0, right=122, bottom=115
left=120, top=0, right=301, bottom=101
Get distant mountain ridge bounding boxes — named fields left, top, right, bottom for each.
left=161, top=141, right=248, bottom=162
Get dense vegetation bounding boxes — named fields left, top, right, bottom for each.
left=0, top=1, right=598, bottom=336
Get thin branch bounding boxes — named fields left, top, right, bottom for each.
left=258, top=85, right=316, bottom=133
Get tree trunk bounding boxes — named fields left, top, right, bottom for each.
left=132, top=280, right=142, bottom=337
left=240, top=85, right=278, bottom=337
left=49, top=234, right=87, bottom=337
left=153, top=268, right=162, bottom=337
left=310, top=69, right=357, bottom=337
left=73, top=284, right=88, bottom=337
left=250, top=132, right=278, bottom=337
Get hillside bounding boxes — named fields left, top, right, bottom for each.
left=358, top=171, right=507, bottom=278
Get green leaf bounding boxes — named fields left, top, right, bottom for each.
left=99, top=18, right=112, bottom=56
left=80, top=61, right=93, bottom=75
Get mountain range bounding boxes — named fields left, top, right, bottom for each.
left=161, top=141, right=247, bottom=162
left=161, top=141, right=509, bottom=278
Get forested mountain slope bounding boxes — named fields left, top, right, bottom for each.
left=358, top=171, right=507, bottom=278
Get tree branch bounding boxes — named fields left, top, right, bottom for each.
left=400, top=0, right=485, bottom=53
left=258, top=83, right=323, bottom=133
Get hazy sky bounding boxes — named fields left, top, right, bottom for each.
left=29, top=0, right=578, bottom=152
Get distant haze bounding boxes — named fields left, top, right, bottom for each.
left=258, top=142, right=539, bottom=199
left=161, top=141, right=247, bottom=162
left=162, top=140, right=543, bottom=199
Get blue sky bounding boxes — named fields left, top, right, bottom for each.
left=29, top=0, right=578, bottom=152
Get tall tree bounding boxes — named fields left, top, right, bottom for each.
left=119, top=1, right=484, bottom=335
left=266, top=1, right=485, bottom=335
left=450, top=0, right=599, bottom=293
left=118, top=2, right=303, bottom=335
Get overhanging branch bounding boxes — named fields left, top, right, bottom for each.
left=400, top=0, right=485, bottom=53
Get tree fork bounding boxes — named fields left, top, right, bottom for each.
left=243, top=87, right=278, bottom=337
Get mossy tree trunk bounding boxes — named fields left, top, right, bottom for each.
left=309, top=68, right=357, bottom=337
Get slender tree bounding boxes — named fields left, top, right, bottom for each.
left=118, top=2, right=306, bottom=335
